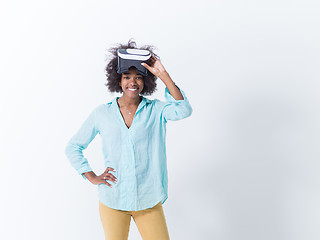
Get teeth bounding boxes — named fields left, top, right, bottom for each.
left=128, top=88, right=137, bottom=91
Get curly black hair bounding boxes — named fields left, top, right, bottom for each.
left=104, top=38, right=160, bottom=96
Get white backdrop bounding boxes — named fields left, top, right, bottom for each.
left=1, top=0, right=320, bottom=239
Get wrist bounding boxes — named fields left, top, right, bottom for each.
left=158, top=71, right=170, bottom=81
left=83, top=171, right=96, bottom=180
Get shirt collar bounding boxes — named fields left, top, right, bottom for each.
left=107, top=96, right=152, bottom=112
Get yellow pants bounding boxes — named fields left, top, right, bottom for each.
left=99, top=200, right=170, bottom=240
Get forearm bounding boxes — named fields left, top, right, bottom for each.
left=159, top=71, right=184, bottom=101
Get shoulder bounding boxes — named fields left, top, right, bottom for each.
left=147, top=98, right=168, bottom=112
left=96, top=97, right=115, bottom=112
left=90, top=103, right=111, bottom=119
left=143, top=96, right=156, bottom=104
left=94, top=103, right=108, bottom=112
left=143, top=96, right=162, bottom=108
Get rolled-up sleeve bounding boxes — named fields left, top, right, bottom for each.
left=65, top=107, right=99, bottom=180
left=156, top=85, right=193, bottom=123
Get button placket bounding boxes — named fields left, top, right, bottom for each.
left=128, top=130, right=138, bottom=210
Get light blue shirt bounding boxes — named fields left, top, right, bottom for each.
left=65, top=85, right=192, bottom=211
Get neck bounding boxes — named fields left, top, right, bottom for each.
left=118, top=95, right=142, bottom=107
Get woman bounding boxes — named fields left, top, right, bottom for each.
left=65, top=39, right=192, bottom=240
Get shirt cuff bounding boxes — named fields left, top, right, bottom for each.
left=77, top=166, right=93, bottom=180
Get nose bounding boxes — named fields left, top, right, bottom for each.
left=129, top=76, right=139, bottom=83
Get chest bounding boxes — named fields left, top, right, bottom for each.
left=119, top=106, right=138, bottom=129
left=97, top=101, right=161, bottom=136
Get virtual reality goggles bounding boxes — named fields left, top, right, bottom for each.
left=117, top=49, right=151, bottom=76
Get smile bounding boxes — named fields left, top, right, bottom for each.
left=128, top=88, right=138, bottom=92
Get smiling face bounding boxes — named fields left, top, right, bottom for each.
left=119, top=67, right=144, bottom=97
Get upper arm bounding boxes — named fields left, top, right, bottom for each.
left=65, top=106, right=100, bottom=179
left=155, top=85, right=193, bottom=123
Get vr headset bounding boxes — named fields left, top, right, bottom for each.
left=117, top=49, right=151, bottom=76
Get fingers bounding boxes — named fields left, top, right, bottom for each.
left=104, top=181, right=113, bottom=187
left=101, top=167, right=117, bottom=187
left=105, top=167, right=116, bottom=172
left=104, top=173, right=117, bottom=182
left=103, top=172, right=117, bottom=188
left=141, top=62, right=151, bottom=71
left=149, top=55, right=158, bottom=66
left=142, top=55, right=158, bottom=68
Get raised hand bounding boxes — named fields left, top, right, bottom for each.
left=141, top=55, right=167, bottom=78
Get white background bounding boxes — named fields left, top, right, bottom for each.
left=1, top=0, right=320, bottom=239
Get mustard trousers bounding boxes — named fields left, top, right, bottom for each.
left=99, top=200, right=170, bottom=240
